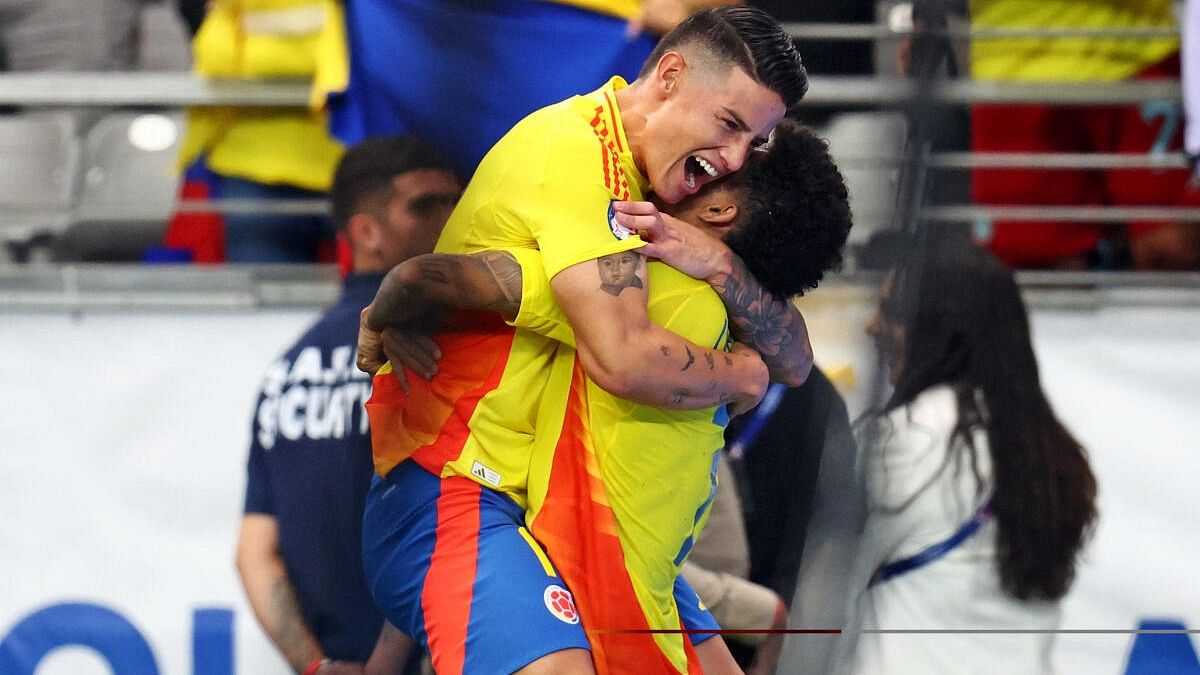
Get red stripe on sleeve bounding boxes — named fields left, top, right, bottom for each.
left=603, top=92, right=624, bottom=153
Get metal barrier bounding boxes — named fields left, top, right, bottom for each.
left=780, top=22, right=1179, bottom=41
left=1, top=264, right=1197, bottom=311
left=0, top=20, right=1190, bottom=255
left=0, top=72, right=1180, bottom=107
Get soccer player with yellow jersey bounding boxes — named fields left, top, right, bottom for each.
left=360, top=121, right=850, bottom=675
left=357, top=9, right=813, bottom=674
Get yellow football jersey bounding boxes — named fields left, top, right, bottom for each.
left=368, top=77, right=645, bottom=509
left=512, top=254, right=730, bottom=674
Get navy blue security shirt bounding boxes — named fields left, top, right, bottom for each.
left=244, top=273, right=384, bottom=661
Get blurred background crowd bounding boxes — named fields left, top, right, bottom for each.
left=1, top=0, right=1195, bottom=270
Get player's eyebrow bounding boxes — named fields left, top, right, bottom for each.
left=721, top=107, right=751, bottom=133
left=723, top=106, right=769, bottom=147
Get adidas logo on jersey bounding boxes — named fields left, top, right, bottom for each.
left=470, top=460, right=502, bottom=487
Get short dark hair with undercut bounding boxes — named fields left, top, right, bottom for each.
left=724, top=120, right=852, bottom=297
left=639, top=6, right=808, bottom=111
left=331, top=135, right=456, bottom=231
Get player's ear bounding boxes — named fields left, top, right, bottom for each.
left=346, top=212, right=382, bottom=254
left=655, top=51, right=686, bottom=97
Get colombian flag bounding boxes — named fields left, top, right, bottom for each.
left=326, top=0, right=657, bottom=178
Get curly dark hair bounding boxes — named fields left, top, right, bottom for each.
left=639, top=6, right=808, bottom=111
left=722, top=120, right=852, bottom=298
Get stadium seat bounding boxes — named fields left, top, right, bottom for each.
left=0, top=113, right=80, bottom=261
left=53, top=112, right=184, bottom=262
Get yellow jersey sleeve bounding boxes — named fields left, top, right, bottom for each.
left=498, top=253, right=729, bottom=354
left=498, top=246, right=577, bottom=348
left=498, top=112, right=645, bottom=280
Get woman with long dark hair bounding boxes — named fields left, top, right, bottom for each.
left=845, top=237, right=1099, bottom=674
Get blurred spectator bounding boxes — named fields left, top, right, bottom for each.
left=971, top=0, right=1199, bottom=270
left=789, top=235, right=1098, bottom=674
left=166, top=0, right=345, bottom=263
left=236, top=136, right=459, bottom=675
left=176, top=0, right=207, bottom=36
left=893, top=1, right=971, bottom=219
left=325, top=0, right=732, bottom=177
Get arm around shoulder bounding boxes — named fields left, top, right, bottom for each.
left=551, top=250, right=768, bottom=413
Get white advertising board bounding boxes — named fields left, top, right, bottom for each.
left=0, top=298, right=1197, bottom=674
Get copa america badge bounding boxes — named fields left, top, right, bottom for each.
left=608, top=202, right=634, bottom=240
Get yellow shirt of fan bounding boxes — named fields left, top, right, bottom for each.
left=971, top=0, right=1179, bottom=82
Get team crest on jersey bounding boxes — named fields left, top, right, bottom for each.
left=607, top=202, right=634, bottom=240
left=543, top=584, right=580, bottom=624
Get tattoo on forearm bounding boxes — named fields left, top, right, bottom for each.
left=597, top=252, right=644, bottom=296
left=704, top=352, right=714, bottom=370
left=660, top=345, right=671, bottom=357
left=420, top=258, right=452, bottom=284
left=372, top=277, right=417, bottom=328
left=724, top=354, right=734, bottom=367
left=681, top=346, right=695, bottom=371
left=715, top=255, right=805, bottom=370
left=669, top=388, right=689, bottom=405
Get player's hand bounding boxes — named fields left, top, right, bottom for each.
left=381, top=325, right=442, bottom=393
left=356, top=306, right=386, bottom=376
left=726, top=342, right=769, bottom=417
left=611, top=201, right=732, bottom=283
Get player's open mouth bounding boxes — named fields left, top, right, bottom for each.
left=684, top=155, right=719, bottom=190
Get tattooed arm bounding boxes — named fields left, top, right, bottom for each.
left=358, top=247, right=766, bottom=413
left=357, top=251, right=523, bottom=377
left=706, top=252, right=813, bottom=387
left=366, top=251, right=522, bottom=330
left=236, top=514, right=326, bottom=674
left=551, top=250, right=768, bottom=414
left=612, top=201, right=813, bottom=386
